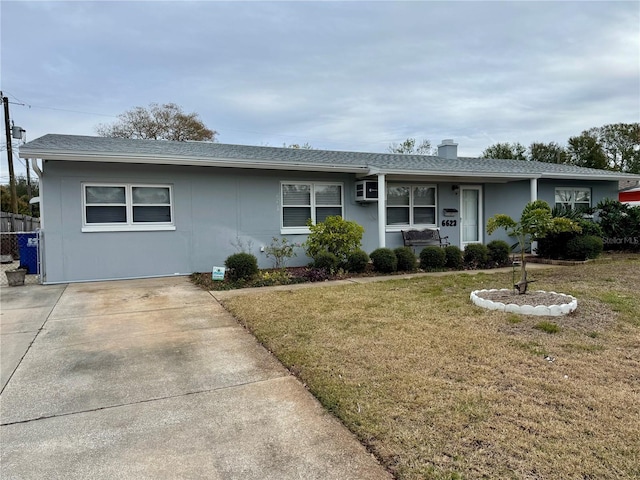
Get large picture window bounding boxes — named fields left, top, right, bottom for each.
left=387, top=184, right=437, bottom=227
left=281, top=182, right=343, bottom=232
left=555, top=188, right=591, bottom=212
left=82, top=183, right=174, bottom=232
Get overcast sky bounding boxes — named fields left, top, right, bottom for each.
left=1, top=0, right=639, bottom=180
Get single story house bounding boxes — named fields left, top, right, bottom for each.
left=19, top=134, right=640, bottom=284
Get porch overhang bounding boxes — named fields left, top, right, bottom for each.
left=358, top=168, right=537, bottom=183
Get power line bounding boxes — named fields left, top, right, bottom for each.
left=1, top=91, right=405, bottom=151
left=21, top=104, right=118, bottom=118
left=4, top=91, right=28, bottom=105
left=1, top=91, right=378, bottom=147
left=1, top=90, right=118, bottom=118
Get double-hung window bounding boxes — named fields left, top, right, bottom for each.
left=555, top=188, right=591, bottom=213
left=82, top=183, right=174, bottom=232
left=387, top=184, right=437, bottom=228
left=281, top=182, right=343, bottom=232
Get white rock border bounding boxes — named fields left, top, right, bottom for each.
left=470, top=289, right=578, bottom=317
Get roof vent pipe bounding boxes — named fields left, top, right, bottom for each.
left=438, top=139, right=458, bottom=159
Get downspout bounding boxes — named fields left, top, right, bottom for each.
left=31, top=158, right=42, bottom=177
left=377, top=173, right=386, bottom=248
left=530, top=177, right=538, bottom=255
left=31, top=158, right=45, bottom=283
left=31, top=159, right=43, bottom=229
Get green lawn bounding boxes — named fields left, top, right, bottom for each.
left=219, top=256, right=640, bottom=480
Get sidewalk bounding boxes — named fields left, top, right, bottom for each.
left=211, top=262, right=561, bottom=300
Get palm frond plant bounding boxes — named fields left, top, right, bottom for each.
left=486, top=200, right=580, bottom=293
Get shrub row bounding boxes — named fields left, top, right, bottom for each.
left=224, top=240, right=516, bottom=281
left=366, top=241, right=511, bottom=274
left=223, top=200, right=640, bottom=282
left=536, top=215, right=605, bottom=260
left=537, top=232, right=604, bottom=260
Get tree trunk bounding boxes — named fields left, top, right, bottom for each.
left=514, top=256, right=530, bottom=294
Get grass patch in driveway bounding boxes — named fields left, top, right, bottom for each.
left=221, top=256, right=640, bottom=480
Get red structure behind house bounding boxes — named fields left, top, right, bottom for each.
left=619, top=187, right=640, bottom=206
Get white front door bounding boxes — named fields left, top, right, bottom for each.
left=460, top=186, right=483, bottom=247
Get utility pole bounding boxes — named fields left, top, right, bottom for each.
left=2, top=92, right=19, bottom=214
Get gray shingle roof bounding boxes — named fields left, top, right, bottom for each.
left=19, top=134, right=639, bottom=180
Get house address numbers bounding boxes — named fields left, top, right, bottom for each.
left=441, top=219, right=457, bottom=227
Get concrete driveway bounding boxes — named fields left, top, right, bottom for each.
left=0, top=277, right=390, bottom=479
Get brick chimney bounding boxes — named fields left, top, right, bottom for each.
left=438, top=139, right=458, bottom=159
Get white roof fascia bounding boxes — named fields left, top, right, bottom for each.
left=540, top=172, right=640, bottom=181
left=22, top=151, right=369, bottom=174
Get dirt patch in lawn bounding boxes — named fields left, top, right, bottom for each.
left=221, top=255, right=640, bottom=480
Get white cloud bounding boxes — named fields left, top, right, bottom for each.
left=1, top=0, right=638, bottom=174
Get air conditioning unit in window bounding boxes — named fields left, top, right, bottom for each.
left=355, top=180, right=379, bottom=203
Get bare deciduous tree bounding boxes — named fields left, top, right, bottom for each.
left=96, top=103, right=217, bottom=142
left=388, top=138, right=434, bottom=155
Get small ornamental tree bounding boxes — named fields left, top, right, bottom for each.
left=264, top=237, right=298, bottom=269
left=486, top=200, right=580, bottom=293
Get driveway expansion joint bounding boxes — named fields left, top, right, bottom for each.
left=0, top=375, right=289, bottom=427
left=33, top=324, right=243, bottom=351
left=48, top=303, right=221, bottom=321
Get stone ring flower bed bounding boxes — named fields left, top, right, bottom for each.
left=470, top=289, right=578, bottom=316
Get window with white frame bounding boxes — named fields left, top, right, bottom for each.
left=554, top=188, right=591, bottom=212
left=83, top=184, right=174, bottom=231
left=387, top=184, right=437, bottom=227
left=281, top=182, right=343, bottom=231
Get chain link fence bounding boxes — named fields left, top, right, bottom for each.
left=1, top=231, right=41, bottom=286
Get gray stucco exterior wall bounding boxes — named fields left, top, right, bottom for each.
left=41, top=160, right=621, bottom=283
left=42, top=161, right=381, bottom=282
left=484, top=178, right=619, bottom=245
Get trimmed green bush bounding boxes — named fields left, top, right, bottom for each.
left=536, top=232, right=574, bottom=259
left=444, top=245, right=464, bottom=270
left=579, top=220, right=604, bottom=238
left=313, top=251, right=340, bottom=272
left=565, top=235, right=603, bottom=260
left=370, top=248, right=397, bottom=273
left=419, top=246, right=446, bottom=271
left=394, top=247, right=417, bottom=272
left=463, top=243, right=489, bottom=269
left=345, top=249, right=370, bottom=273
left=487, top=240, right=511, bottom=267
left=304, top=216, right=365, bottom=263
left=537, top=218, right=604, bottom=259
left=225, top=253, right=258, bottom=281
